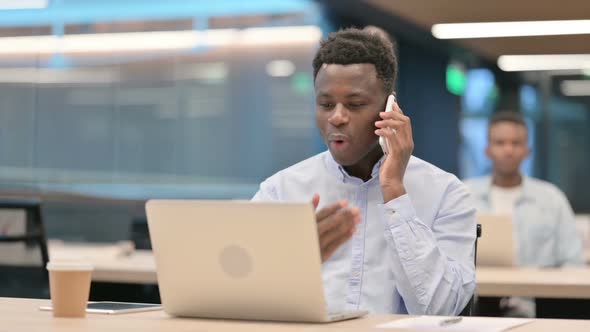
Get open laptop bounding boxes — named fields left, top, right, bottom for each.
left=477, top=213, right=517, bottom=267
left=145, top=199, right=368, bottom=323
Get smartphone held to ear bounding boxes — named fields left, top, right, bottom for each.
left=379, top=94, right=396, bottom=155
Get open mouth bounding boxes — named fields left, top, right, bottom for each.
left=333, top=139, right=345, bottom=145
left=327, top=133, right=350, bottom=151
left=328, top=136, right=349, bottom=150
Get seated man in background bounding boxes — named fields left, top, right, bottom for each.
left=464, top=111, right=583, bottom=317
left=252, top=28, right=476, bottom=315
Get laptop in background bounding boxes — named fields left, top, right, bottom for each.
left=477, top=213, right=516, bottom=267
left=146, top=199, right=367, bottom=323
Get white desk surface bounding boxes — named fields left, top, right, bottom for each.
left=4, top=297, right=590, bottom=332
left=0, top=241, right=157, bottom=284
left=476, top=266, right=590, bottom=299
left=4, top=242, right=590, bottom=298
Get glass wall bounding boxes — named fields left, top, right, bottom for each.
left=0, top=2, right=322, bottom=200
left=546, top=95, right=590, bottom=211
left=459, top=69, right=536, bottom=179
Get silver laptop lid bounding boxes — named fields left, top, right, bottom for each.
left=477, top=213, right=516, bottom=267
left=146, top=199, right=331, bottom=322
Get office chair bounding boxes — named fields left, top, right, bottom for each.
left=0, top=197, right=50, bottom=298
left=458, top=223, right=482, bottom=316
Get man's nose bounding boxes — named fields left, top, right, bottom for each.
left=328, top=104, right=349, bottom=126
left=502, top=144, right=516, bottom=155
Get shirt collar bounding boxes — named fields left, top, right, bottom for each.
left=477, top=175, right=535, bottom=203
left=324, top=151, right=384, bottom=184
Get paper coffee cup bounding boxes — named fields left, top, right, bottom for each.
left=47, top=261, right=93, bottom=318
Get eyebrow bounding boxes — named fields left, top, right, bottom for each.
left=316, top=92, right=332, bottom=98
left=316, top=92, right=369, bottom=98
left=345, top=92, right=367, bottom=98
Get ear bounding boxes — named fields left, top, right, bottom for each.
left=485, top=145, right=491, bottom=159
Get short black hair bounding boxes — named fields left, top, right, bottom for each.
left=488, top=111, right=528, bottom=138
left=489, top=111, right=527, bottom=129
left=312, top=28, right=397, bottom=94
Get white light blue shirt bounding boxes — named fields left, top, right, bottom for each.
left=252, top=151, right=476, bottom=315
left=464, top=176, right=583, bottom=267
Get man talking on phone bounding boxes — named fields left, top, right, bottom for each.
left=252, top=28, right=476, bottom=315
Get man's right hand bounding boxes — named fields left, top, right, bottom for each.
left=312, top=193, right=360, bottom=262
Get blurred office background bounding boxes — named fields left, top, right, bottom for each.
left=0, top=0, right=588, bottom=247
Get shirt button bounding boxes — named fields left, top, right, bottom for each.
left=388, top=210, right=396, bottom=216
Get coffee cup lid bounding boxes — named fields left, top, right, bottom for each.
left=46, top=260, right=94, bottom=271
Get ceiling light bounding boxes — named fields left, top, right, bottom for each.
left=0, top=68, right=118, bottom=84
left=432, top=20, right=590, bottom=39
left=0, top=26, right=321, bottom=55
left=0, top=0, right=47, bottom=10
left=497, top=54, right=590, bottom=71
left=266, top=60, right=295, bottom=77
left=561, top=80, right=590, bottom=96
left=62, top=31, right=200, bottom=53
left=240, top=26, right=321, bottom=45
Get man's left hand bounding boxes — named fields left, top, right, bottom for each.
left=374, top=101, right=414, bottom=203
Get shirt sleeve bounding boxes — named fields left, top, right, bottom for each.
left=251, top=179, right=279, bottom=202
left=378, top=179, right=477, bottom=315
left=555, top=190, right=584, bottom=266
